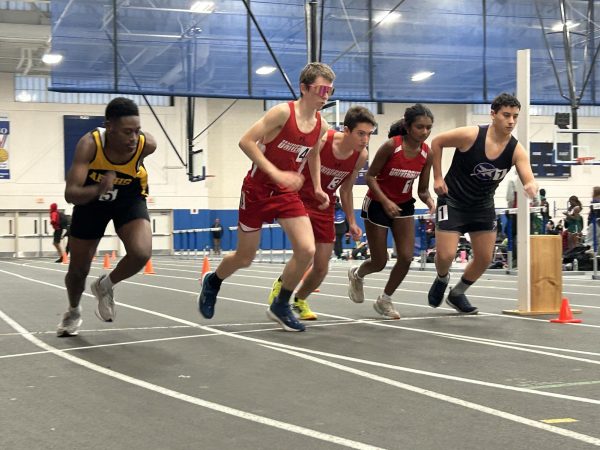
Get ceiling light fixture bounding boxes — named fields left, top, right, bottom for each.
left=190, top=1, right=215, bottom=13
left=551, top=21, right=579, bottom=32
left=411, top=71, right=435, bottom=82
left=17, top=91, right=32, bottom=102
left=42, top=53, right=63, bottom=65
left=373, top=11, right=401, bottom=25
left=256, top=66, right=277, bottom=75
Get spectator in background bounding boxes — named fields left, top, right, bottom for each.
left=49, top=203, right=68, bottom=263
left=351, top=236, right=369, bottom=260
left=333, top=196, right=349, bottom=259
left=539, top=188, right=550, bottom=225
left=211, top=218, right=224, bottom=255
left=564, top=195, right=583, bottom=251
left=546, top=219, right=558, bottom=235
left=585, top=186, right=600, bottom=248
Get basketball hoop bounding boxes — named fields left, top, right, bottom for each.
left=576, top=156, right=595, bottom=165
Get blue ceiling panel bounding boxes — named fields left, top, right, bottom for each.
left=49, top=0, right=600, bottom=105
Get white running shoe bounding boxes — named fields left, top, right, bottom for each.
left=56, top=310, right=83, bottom=337
left=91, top=275, right=115, bottom=322
left=373, top=295, right=401, bottom=319
left=347, top=267, right=365, bottom=303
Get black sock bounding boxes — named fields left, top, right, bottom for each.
left=208, top=272, right=223, bottom=290
left=274, top=287, right=293, bottom=305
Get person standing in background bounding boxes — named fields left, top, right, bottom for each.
left=333, top=196, right=349, bottom=259
left=211, top=218, right=224, bottom=255
left=49, top=203, right=67, bottom=263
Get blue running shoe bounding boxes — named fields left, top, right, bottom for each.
left=446, top=292, right=478, bottom=314
left=267, top=301, right=306, bottom=332
left=198, top=271, right=219, bottom=319
left=428, top=276, right=449, bottom=308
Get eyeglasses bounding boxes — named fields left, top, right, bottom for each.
left=309, top=84, right=335, bottom=97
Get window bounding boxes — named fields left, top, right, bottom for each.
left=15, top=75, right=172, bottom=107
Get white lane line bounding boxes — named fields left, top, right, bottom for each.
left=9, top=260, right=600, bottom=305
left=1, top=267, right=599, bottom=406
left=0, top=308, right=385, bottom=450
left=4, top=267, right=600, bottom=447
left=2, top=266, right=599, bottom=365
left=262, top=345, right=600, bottom=447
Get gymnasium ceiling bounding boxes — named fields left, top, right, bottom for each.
left=3, top=1, right=600, bottom=104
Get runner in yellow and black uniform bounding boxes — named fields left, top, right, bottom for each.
left=58, top=97, right=157, bottom=337
left=70, top=126, right=150, bottom=238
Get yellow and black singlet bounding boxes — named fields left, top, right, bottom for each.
left=84, top=127, right=149, bottom=203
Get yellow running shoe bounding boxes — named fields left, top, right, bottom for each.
left=267, top=278, right=282, bottom=305
left=293, top=298, right=318, bottom=320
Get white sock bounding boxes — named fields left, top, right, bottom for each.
left=100, top=274, right=115, bottom=291
left=354, top=267, right=364, bottom=280
left=69, top=305, right=81, bottom=314
left=380, top=293, right=392, bottom=302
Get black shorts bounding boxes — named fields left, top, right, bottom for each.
left=435, top=197, right=497, bottom=234
left=70, top=197, right=150, bottom=240
left=53, top=229, right=63, bottom=244
left=361, top=197, right=415, bottom=228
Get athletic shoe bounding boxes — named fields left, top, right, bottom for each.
left=267, top=278, right=282, bottom=305
left=91, top=274, right=115, bottom=322
left=56, top=310, right=83, bottom=337
left=267, top=301, right=306, bottom=332
left=428, top=275, right=449, bottom=308
left=373, top=295, right=401, bottom=319
left=347, top=267, right=365, bottom=303
left=446, top=292, right=478, bottom=314
left=198, top=271, right=219, bottom=319
left=54, top=257, right=63, bottom=263
left=293, top=298, right=318, bottom=320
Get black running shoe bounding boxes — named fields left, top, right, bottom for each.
left=198, top=272, right=219, bottom=319
left=446, top=292, right=478, bottom=314
left=428, top=276, right=449, bottom=308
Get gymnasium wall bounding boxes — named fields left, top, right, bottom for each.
left=1, top=72, right=598, bottom=238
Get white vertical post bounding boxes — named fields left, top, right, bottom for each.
left=516, top=49, right=531, bottom=312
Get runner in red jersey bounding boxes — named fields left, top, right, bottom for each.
left=348, top=104, right=436, bottom=319
left=198, top=62, right=335, bottom=332
left=266, top=106, right=375, bottom=320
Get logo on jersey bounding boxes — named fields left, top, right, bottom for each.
left=89, top=171, right=132, bottom=186
left=277, top=140, right=310, bottom=155
left=470, top=163, right=508, bottom=182
left=388, top=168, right=420, bottom=179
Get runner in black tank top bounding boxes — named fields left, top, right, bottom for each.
left=427, top=93, right=538, bottom=315
left=57, top=98, right=157, bottom=337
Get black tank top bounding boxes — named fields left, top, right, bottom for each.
left=445, top=125, right=516, bottom=210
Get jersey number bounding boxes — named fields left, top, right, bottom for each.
left=327, top=176, right=343, bottom=191
left=437, top=204, right=448, bottom=222
left=402, top=179, right=414, bottom=194
left=296, top=147, right=310, bottom=163
left=99, top=189, right=119, bottom=202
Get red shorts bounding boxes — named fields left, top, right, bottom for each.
left=306, top=206, right=335, bottom=243
left=238, top=185, right=307, bottom=232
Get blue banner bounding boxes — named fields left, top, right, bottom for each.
left=0, top=118, right=9, bottom=180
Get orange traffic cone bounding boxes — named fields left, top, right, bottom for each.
left=301, top=266, right=319, bottom=293
left=200, top=256, right=210, bottom=279
left=61, top=253, right=69, bottom=264
left=111, top=250, right=117, bottom=261
left=550, top=298, right=582, bottom=324
left=103, top=253, right=111, bottom=269
left=143, top=258, right=155, bottom=275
